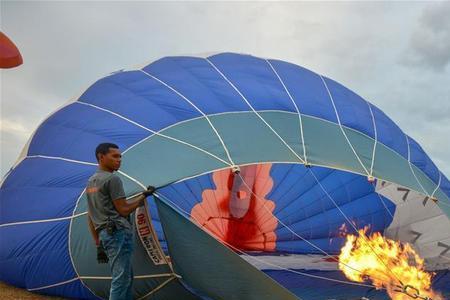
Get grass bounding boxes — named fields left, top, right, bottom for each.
left=0, top=281, right=67, bottom=299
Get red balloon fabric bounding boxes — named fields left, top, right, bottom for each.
left=0, top=31, right=23, bottom=68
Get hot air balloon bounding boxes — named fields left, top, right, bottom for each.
left=0, top=31, right=23, bottom=68
left=1, top=53, right=449, bottom=300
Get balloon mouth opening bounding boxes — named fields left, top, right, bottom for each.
left=158, top=162, right=396, bottom=255
left=154, top=162, right=446, bottom=275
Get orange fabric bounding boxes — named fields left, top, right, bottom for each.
left=0, top=32, right=23, bottom=68
left=191, top=164, right=278, bottom=251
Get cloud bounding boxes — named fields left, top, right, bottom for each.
left=1, top=1, right=449, bottom=179
left=402, top=2, right=450, bottom=72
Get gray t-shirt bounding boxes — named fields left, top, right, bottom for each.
left=86, top=169, right=131, bottom=231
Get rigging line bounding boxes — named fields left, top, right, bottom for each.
left=25, top=154, right=97, bottom=166
left=228, top=171, right=392, bottom=285
left=76, top=101, right=231, bottom=167
left=266, top=59, right=308, bottom=165
left=319, top=75, right=370, bottom=176
left=153, top=192, right=379, bottom=290
left=405, top=135, right=430, bottom=198
left=366, top=102, right=378, bottom=177
left=0, top=212, right=87, bottom=228
left=308, top=169, right=405, bottom=287
left=79, top=274, right=178, bottom=280
left=138, top=69, right=236, bottom=167
left=136, top=275, right=178, bottom=300
left=430, top=172, right=442, bottom=199
left=205, top=58, right=306, bottom=165
left=375, top=193, right=395, bottom=219
left=371, top=179, right=396, bottom=220
left=27, top=277, right=79, bottom=292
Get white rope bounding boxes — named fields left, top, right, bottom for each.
left=67, top=187, right=93, bottom=297
left=138, top=69, right=236, bottom=167
left=79, top=273, right=178, bottom=280
left=376, top=193, right=395, bottom=219
left=431, top=171, right=442, bottom=199
left=117, top=170, right=146, bottom=189
left=405, top=135, right=431, bottom=197
left=77, top=101, right=231, bottom=167
left=205, top=58, right=306, bottom=165
left=265, top=59, right=308, bottom=164
left=26, top=274, right=179, bottom=295
left=319, top=76, right=370, bottom=175
left=136, top=275, right=178, bottom=300
left=403, top=136, right=449, bottom=209
left=27, top=277, right=79, bottom=291
left=366, top=102, right=378, bottom=177
left=1, top=187, right=146, bottom=228
left=26, top=155, right=97, bottom=166
left=154, top=192, right=379, bottom=290
left=0, top=212, right=87, bottom=228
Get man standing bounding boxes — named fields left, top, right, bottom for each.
left=86, top=143, right=154, bottom=300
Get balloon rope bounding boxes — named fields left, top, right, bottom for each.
left=265, top=59, right=309, bottom=165
left=319, top=75, right=370, bottom=176
left=366, top=101, right=378, bottom=177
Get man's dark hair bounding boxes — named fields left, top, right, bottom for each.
left=95, top=143, right=119, bottom=161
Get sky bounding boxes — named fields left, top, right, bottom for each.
left=1, top=1, right=449, bottom=179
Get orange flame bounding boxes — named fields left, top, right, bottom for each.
left=338, top=228, right=442, bottom=300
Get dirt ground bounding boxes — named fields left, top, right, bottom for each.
left=0, top=281, right=67, bottom=300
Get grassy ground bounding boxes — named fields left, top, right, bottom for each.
left=0, top=281, right=67, bottom=300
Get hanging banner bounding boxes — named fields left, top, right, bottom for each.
left=135, top=198, right=168, bottom=265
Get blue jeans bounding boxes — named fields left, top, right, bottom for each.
left=99, top=227, right=134, bottom=300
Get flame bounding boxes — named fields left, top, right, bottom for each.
left=338, top=228, right=442, bottom=300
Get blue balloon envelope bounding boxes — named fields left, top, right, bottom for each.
left=1, top=53, right=449, bottom=299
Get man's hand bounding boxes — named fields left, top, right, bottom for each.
left=142, top=185, right=156, bottom=197
left=97, top=242, right=109, bottom=264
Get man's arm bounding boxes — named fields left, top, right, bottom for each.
left=112, top=194, right=146, bottom=217
left=87, top=214, right=100, bottom=246
left=108, top=175, right=154, bottom=217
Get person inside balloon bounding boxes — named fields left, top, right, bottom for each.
left=85, top=143, right=155, bottom=300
